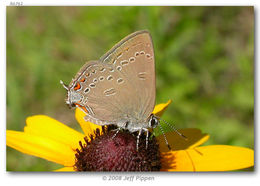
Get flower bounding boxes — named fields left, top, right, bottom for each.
left=6, top=100, right=254, bottom=171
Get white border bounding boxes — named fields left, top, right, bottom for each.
left=1, top=1, right=258, bottom=186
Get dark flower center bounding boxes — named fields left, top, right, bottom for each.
left=74, top=126, right=161, bottom=171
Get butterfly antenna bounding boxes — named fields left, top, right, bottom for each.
left=158, top=123, right=171, bottom=150
left=160, top=118, right=188, bottom=140
left=60, top=80, right=69, bottom=90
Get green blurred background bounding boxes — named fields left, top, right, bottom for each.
left=6, top=6, right=254, bottom=171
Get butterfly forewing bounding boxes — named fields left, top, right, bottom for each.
left=100, top=31, right=155, bottom=120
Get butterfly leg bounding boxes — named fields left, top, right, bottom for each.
left=112, top=121, right=128, bottom=139
left=136, top=129, right=142, bottom=151
left=112, top=128, right=121, bottom=139
left=143, top=128, right=149, bottom=149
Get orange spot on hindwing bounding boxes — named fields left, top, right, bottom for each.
left=74, top=82, right=81, bottom=90
left=80, top=78, right=86, bottom=82
left=81, top=106, right=89, bottom=114
left=75, top=103, right=89, bottom=114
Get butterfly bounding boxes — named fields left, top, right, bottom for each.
left=61, top=30, right=183, bottom=150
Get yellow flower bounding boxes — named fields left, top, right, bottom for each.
left=6, top=100, right=254, bottom=171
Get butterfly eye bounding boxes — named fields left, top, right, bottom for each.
left=149, top=115, right=159, bottom=128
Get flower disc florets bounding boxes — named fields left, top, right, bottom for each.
left=74, top=126, right=161, bottom=171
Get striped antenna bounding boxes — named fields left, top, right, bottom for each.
left=158, top=123, right=171, bottom=150
left=160, top=118, right=188, bottom=140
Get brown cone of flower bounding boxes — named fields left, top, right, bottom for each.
left=74, top=126, right=161, bottom=171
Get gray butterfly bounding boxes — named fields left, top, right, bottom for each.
left=61, top=30, right=161, bottom=150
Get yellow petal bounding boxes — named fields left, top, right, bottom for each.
left=161, top=145, right=254, bottom=171
left=75, top=108, right=103, bottom=138
left=7, top=130, right=75, bottom=166
left=157, top=128, right=209, bottom=152
left=153, top=100, right=172, bottom=117
left=24, top=115, right=85, bottom=150
left=54, top=166, right=75, bottom=172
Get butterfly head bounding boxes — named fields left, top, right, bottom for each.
left=60, top=80, right=82, bottom=109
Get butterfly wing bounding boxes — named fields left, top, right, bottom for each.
left=69, top=30, right=156, bottom=126
left=100, top=30, right=156, bottom=122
